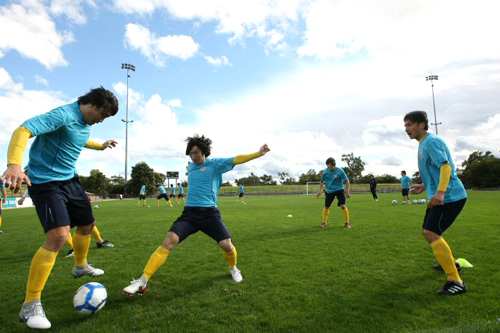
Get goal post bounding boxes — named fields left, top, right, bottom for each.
left=305, top=182, right=321, bottom=195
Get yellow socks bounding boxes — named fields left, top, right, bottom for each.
left=342, top=207, right=350, bottom=222
left=91, top=226, right=102, bottom=243
left=65, top=232, right=74, bottom=248
left=223, top=248, right=238, bottom=269
left=25, top=247, right=58, bottom=303
left=143, top=246, right=170, bottom=281
left=322, top=208, right=329, bottom=223
left=156, top=199, right=160, bottom=207
left=0, top=215, right=2, bottom=228
left=138, top=200, right=141, bottom=206
left=431, top=238, right=462, bottom=282
left=73, top=233, right=91, bottom=267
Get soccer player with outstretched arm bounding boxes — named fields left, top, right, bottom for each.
left=1, top=87, right=119, bottom=329
left=404, top=110, right=468, bottom=295
left=123, top=135, right=270, bottom=295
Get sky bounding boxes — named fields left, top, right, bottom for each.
left=1, top=0, right=499, bottom=184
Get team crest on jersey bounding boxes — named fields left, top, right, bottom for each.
left=201, top=167, right=206, bottom=171
left=420, top=152, right=424, bottom=158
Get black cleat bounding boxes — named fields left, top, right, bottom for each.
left=436, top=280, right=468, bottom=295
left=97, top=240, right=114, bottom=248
left=432, top=261, right=461, bottom=272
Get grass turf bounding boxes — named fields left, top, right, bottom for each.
left=0, top=191, right=499, bottom=332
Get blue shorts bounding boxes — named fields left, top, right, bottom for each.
left=177, top=194, right=184, bottom=198
left=325, top=190, right=346, bottom=208
left=402, top=188, right=410, bottom=196
left=422, top=198, right=466, bottom=235
left=29, top=177, right=95, bottom=233
left=139, top=194, right=146, bottom=200
left=169, top=207, right=231, bottom=243
left=157, top=193, right=168, bottom=200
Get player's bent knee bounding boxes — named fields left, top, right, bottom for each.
left=422, top=229, right=440, bottom=242
left=45, top=227, right=70, bottom=251
left=162, top=232, right=179, bottom=250
left=76, top=222, right=95, bottom=235
left=218, top=238, right=233, bottom=252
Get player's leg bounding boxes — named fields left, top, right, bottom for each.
left=402, top=189, right=406, bottom=204
left=156, top=194, right=160, bottom=207
left=168, top=195, right=173, bottom=207
left=65, top=231, right=74, bottom=257
left=92, top=225, right=114, bottom=248
left=322, top=193, right=334, bottom=228
left=422, top=199, right=467, bottom=294
left=0, top=200, right=3, bottom=233
left=337, top=191, right=350, bottom=228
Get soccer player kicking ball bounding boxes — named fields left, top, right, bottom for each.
left=123, top=135, right=270, bottom=295
left=1, top=87, right=119, bottom=329
left=316, top=158, right=351, bottom=229
left=404, top=111, right=468, bottom=295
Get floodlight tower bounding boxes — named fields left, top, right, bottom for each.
left=425, top=74, right=441, bottom=135
left=121, top=63, right=135, bottom=183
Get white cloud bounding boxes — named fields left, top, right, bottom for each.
left=203, top=55, right=230, bottom=67
left=50, top=0, right=96, bottom=24
left=34, top=75, right=49, bottom=86
left=124, top=23, right=199, bottom=66
left=0, top=0, right=74, bottom=69
left=168, top=99, right=182, bottom=108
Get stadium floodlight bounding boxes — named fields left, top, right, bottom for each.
left=121, top=63, right=135, bottom=183
left=425, top=74, right=441, bottom=135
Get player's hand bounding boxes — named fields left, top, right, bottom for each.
left=18, top=198, right=24, bottom=205
left=410, top=184, right=425, bottom=194
left=429, top=191, right=445, bottom=208
left=1, top=164, right=31, bottom=193
left=346, top=191, right=351, bottom=198
left=86, top=192, right=94, bottom=202
left=102, top=140, right=117, bottom=150
left=316, top=191, right=322, bottom=198
left=259, top=144, right=270, bottom=156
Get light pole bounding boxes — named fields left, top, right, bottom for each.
left=425, top=74, right=441, bottom=134
left=121, top=63, right=135, bottom=183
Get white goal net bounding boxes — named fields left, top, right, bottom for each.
left=305, top=182, right=321, bottom=195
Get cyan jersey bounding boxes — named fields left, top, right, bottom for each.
left=177, top=186, right=184, bottom=194
left=400, top=175, right=412, bottom=189
left=186, top=157, right=234, bottom=207
left=418, top=133, right=467, bottom=203
left=140, top=185, right=146, bottom=195
left=239, top=184, right=244, bottom=193
left=321, top=167, right=348, bottom=193
left=22, top=102, right=90, bottom=184
left=158, top=185, right=166, bottom=194
left=170, top=187, right=175, bottom=195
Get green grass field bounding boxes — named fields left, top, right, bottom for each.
left=1, top=192, right=499, bottom=332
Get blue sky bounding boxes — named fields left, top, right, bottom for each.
left=1, top=0, right=499, bottom=183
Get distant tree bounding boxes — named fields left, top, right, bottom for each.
left=461, top=150, right=492, bottom=168
left=154, top=172, right=166, bottom=185
left=260, top=174, right=277, bottom=185
left=460, top=151, right=500, bottom=188
left=85, top=169, right=110, bottom=196
left=221, top=181, right=232, bottom=187
left=359, top=173, right=375, bottom=184
left=412, top=171, right=422, bottom=184
left=110, top=175, right=125, bottom=186
left=377, top=174, right=399, bottom=183
left=237, top=173, right=262, bottom=186
left=128, top=162, right=156, bottom=195
left=341, top=152, right=365, bottom=183
left=278, top=172, right=297, bottom=185
left=298, top=169, right=322, bottom=184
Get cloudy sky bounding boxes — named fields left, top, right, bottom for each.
left=1, top=0, right=499, bottom=183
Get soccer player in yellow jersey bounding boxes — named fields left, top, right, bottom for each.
left=1, top=87, right=119, bottom=329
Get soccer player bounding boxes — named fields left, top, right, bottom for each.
left=0, top=179, right=6, bottom=234
left=168, top=184, right=176, bottom=206
left=156, top=184, right=169, bottom=207
left=238, top=181, right=246, bottom=204
left=138, top=184, right=147, bottom=206
left=400, top=170, right=412, bottom=204
left=123, top=135, right=270, bottom=295
left=404, top=110, right=468, bottom=295
left=176, top=183, right=185, bottom=205
left=316, top=158, right=351, bottom=229
left=369, top=177, right=378, bottom=201
left=1, top=86, right=119, bottom=329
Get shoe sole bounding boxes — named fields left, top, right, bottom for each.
left=73, top=272, right=104, bottom=279
left=123, top=288, right=146, bottom=296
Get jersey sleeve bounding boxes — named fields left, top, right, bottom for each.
left=341, top=169, right=348, bottom=182
left=427, top=140, right=449, bottom=168
left=21, top=107, right=70, bottom=136
left=213, top=158, right=235, bottom=174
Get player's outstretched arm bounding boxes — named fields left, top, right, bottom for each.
left=316, top=182, right=324, bottom=198
left=233, top=144, right=270, bottom=165
left=1, top=126, right=32, bottom=192
left=85, top=140, right=117, bottom=150
left=345, top=180, right=351, bottom=198
left=410, top=184, right=425, bottom=194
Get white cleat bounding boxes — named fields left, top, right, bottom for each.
left=123, top=279, right=147, bottom=295
left=230, top=267, right=243, bottom=283
left=72, top=264, right=104, bottom=278
left=19, top=302, right=51, bottom=329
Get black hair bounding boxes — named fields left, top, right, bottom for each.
left=185, top=134, right=212, bottom=157
left=78, top=86, right=119, bottom=116
left=404, top=111, right=429, bottom=130
left=326, top=157, right=336, bottom=166
left=401, top=170, right=406, bottom=175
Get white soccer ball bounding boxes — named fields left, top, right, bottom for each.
left=94, top=205, right=99, bottom=209
left=412, top=200, right=418, bottom=204
left=74, top=282, right=107, bottom=315
left=392, top=200, right=398, bottom=205
left=420, top=199, right=426, bottom=204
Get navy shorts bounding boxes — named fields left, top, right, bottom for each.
left=325, top=190, right=346, bottom=208
left=422, top=198, right=467, bottom=235
left=139, top=194, right=146, bottom=200
left=239, top=193, right=244, bottom=198
left=29, top=177, right=95, bottom=233
left=169, top=207, right=231, bottom=243
left=402, top=188, right=410, bottom=196
left=177, top=194, right=184, bottom=198
left=157, top=193, right=168, bottom=200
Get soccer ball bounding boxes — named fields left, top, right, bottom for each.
left=74, top=282, right=107, bottom=315
left=392, top=200, right=398, bottom=205
left=412, top=200, right=418, bottom=204
left=94, top=205, right=99, bottom=209
left=420, top=199, right=426, bottom=204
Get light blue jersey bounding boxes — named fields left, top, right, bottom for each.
left=177, top=185, right=184, bottom=194
left=418, top=133, right=467, bottom=203
left=22, top=102, right=90, bottom=184
left=321, top=167, right=348, bottom=193
left=170, top=187, right=175, bottom=195
left=400, top=175, right=412, bottom=189
left=186, top=157, right=234, bottom=207
left=140, top=185, right=146, bottom=195
left=158, top=185, right=166, bottom=194
left=239, top=184, right=244, bottom=193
